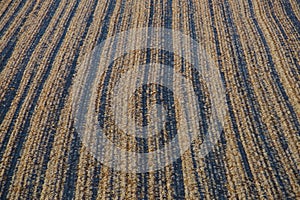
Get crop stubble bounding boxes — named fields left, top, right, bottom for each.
left=0, top=0, right=299, bottom=199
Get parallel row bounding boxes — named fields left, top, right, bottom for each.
left=0, top=0, right=299, bottom=199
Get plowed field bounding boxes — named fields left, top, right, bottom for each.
left=0, top=0, right=299, bottom=199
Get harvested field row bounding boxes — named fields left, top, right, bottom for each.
left=0, top=0, right=299, bottom=199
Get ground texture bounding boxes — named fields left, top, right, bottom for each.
left=0, top=0, right=300, bottom=199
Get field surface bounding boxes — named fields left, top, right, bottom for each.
left=0, top=0, right=300, bottom=199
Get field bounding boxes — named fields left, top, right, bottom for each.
left=0, top=0, right=299, bottom=199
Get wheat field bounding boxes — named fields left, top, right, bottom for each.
left=0, top=0, right=299, bottom=199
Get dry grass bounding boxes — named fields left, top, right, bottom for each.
left=0, top=0, right=299, bottom=199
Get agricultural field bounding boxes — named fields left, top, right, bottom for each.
left=0, top=0, right=299, bottom=199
